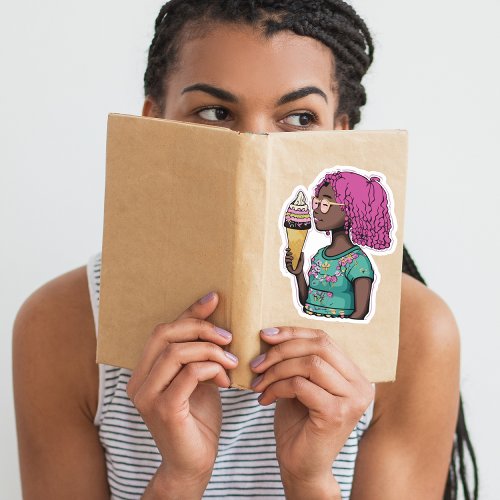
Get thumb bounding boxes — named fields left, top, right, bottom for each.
left=176, top=291, right=219, bottom=321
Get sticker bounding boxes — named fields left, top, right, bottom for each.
left=279, top=166, right=397, bottom=323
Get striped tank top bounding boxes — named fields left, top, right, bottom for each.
left=87, top=252, right=374, bottom=499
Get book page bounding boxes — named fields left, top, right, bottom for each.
left=97, top=115, right=241, bottom=369
left=254, top=130, right=407, bottom=385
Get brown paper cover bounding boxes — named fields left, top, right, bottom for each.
left=98, top=114, right=407, bottom=389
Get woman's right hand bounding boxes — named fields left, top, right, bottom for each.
left=126, top=291, right=238, bottom=496
left=285, top=247, right=304, bottom=275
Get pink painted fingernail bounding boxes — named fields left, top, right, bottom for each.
left=251, top=375, right=264, bottom=387
left=215, top=326, right=232, bottom=339
left=261, top=327, right=279, bottom=336
left=251, top=354, right=266, bottom=368
left=224, top=351, right=238, bottom=363
left=199, top=292, right=216, bottom=304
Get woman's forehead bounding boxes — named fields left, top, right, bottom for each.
left=318, top=184, right=336, bottom=197
left=169, top=22, right=336, bottom=101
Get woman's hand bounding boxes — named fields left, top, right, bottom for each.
left=285, top=247, right=304, bottom=275
left=250, top=327, right=374, bottom=499
left=126, top=292, right=238, bottom=497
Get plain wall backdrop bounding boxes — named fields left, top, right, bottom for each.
left=2, top=1, right=499, bottom=498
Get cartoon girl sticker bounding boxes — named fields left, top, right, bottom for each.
left=280, top=167, right=396, bottom=322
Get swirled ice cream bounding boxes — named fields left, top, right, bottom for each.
left=284, top=190, right=312, bottom=230
left=284, top=191, right=311, bottom=270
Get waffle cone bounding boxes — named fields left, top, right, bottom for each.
left=286, top=228, right=308, bottom=270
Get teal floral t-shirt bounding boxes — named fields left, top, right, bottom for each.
left=304, top=245, right=374, bottom=318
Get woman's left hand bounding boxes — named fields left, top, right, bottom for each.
left=250, top=327, right=374, bottom=497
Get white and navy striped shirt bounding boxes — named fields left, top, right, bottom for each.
left=87, top=253, right=374, bottom=499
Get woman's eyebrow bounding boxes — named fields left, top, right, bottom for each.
left=181, top=83, right=237, bottom=102
left=181, top=83, right=328, bottom=105
left=277, top=86, right=328, bottom=106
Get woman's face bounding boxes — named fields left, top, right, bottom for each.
left=143, top=22, right=349, bottom=133
left=313, top=184, right=346, bottom=232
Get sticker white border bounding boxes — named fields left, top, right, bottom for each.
left=278, top=165, right=398, bottom=324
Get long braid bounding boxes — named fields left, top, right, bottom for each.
left=144, top=2, right=478, bottom=498
left=402, top=245, right=426, bottom=284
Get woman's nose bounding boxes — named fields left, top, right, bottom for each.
left=232, top=115, right=275, bottom=134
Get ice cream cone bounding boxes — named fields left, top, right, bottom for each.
left=283, top=190, right=311, bottom=270
left=286, top=228, right=308, bottom=270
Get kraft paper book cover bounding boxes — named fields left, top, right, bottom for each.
left=97, top=113, right=408, bottom=389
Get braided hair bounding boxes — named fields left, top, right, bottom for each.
left=144, top=2, right=478, bottom=498
left=145, top=0, right=373, bottom=127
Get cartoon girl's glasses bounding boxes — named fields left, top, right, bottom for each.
left=312, top=196, right=345, bottom=214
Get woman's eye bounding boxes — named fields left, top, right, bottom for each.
left=282, top=112, right=318, bottom=128
left=197, top=107, right=230, bottom=122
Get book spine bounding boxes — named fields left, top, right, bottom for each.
left=229, top=133, right=270, bottom=389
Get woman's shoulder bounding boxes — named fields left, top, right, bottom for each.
left=373, top=272, right=460, bottom=423
left=351, top=274, right=461, bottom=491
left=349, top=274, right=461, bottom=493
left=399, top=273, right=460, bottom=348
left=13, top=264, right=99, bottom=421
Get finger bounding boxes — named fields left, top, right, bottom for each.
left=251, top=355, right=351, bottom=397
left=253, top=330, right=363, bottom=382
left=258, top=376, right=333, bottom=413
left=130, top=342, right=238, bottom=402
left=129, top=318, right=232, bottom=395
left=176, top=291, right=219, bottom=321
left=156, top=318, right=232, bottom=344
left=162, top=362, right=230, bottom=411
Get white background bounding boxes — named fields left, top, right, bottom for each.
left=1, top=1, right=499, bottom=498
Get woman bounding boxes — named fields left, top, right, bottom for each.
left=285, top=170, right=394, bottom=320
left=13, top=1, right=478, bottom=499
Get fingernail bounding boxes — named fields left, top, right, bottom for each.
left=251, top=374, right=264, bottom=387
left=251, top=353, right=266, bottom=369
left=215, top=326, right=232, bottom=339
left=198, top=292, right=215, bottom=304
left=261, top=327, right=279, bottom=336
left=224, top=351, right=238, bottom=363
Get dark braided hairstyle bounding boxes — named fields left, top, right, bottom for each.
left=144, top=2, right=478, bottom=498
left=145, top=0, right=373, bottom=127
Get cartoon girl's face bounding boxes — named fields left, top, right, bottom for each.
left=313, top=184, right=346, bottom=232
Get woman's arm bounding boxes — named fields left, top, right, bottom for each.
left=13, top=267, right=110, bottom=500
left=250, top=273, right=459, bottom=499
left=350, top=274, right=460, bottom=499
left=285, top=249, right=308, bottom=305
left=294, top=271, right=308, bottom=306
left=349, top=277, right=373, bottom=319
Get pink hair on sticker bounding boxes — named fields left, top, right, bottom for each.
left=314, top=170, right=394, bottom=250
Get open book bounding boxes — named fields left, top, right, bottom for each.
left=97, top=114, right=408, bottom=388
